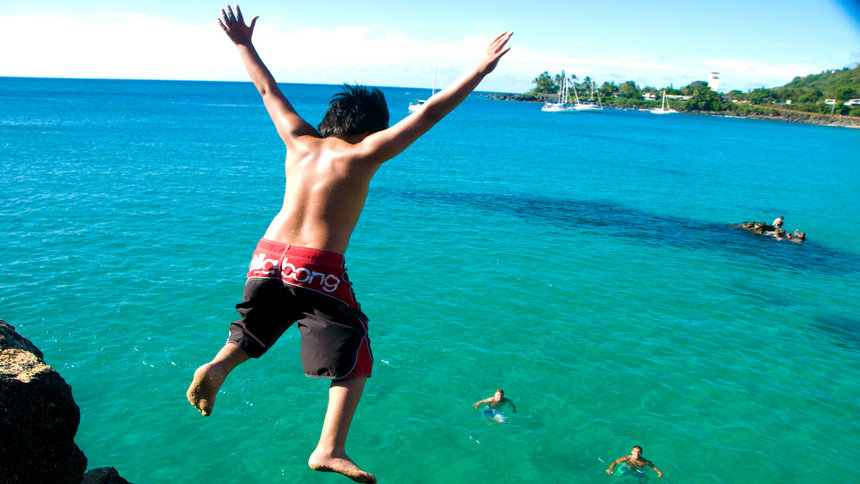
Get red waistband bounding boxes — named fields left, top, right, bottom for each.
left=254, top=239, right=346, bottom=267
left=247, top=239, right=357, bottom=308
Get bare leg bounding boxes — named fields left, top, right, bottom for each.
left=186, top=342, right=250, bottom=416
left=308, top=377, right=376, bottom=483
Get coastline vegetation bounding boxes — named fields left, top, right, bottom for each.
left=524, top=65, right=860, bottom=118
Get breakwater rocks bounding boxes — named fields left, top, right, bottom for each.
left=0, top=319, right=132, bottom=484
left=690, top=109, right=860, bottom=128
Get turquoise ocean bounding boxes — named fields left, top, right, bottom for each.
left=2, top=76, right=859, bottom=483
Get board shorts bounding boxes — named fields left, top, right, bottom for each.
left=482, top=407, right=506, bottom=423
left=227, top=239, right=372, bottom=380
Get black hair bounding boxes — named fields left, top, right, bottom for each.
left=318, top=84, right=389, bottom=137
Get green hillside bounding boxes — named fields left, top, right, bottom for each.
left=526, top=64, right=860, bottom=118
left=771, top=65, right=860, bottom=105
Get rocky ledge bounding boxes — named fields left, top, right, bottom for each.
left=689, top=109, right=860, bottom=128
left=0, top=319, right=132, bottom=484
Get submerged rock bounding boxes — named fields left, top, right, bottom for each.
left=738, top=221, right=785, bottom=236
left=82, top=467, right=133, bottom=484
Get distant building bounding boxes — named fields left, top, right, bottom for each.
left=846, top=99, right=860, bottom=106
left=665, top=94, right=692, bottom=101
left=643, top=93, right=657, bottom=101
left=708, top=72, right=720, bottom=91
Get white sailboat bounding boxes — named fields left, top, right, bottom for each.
left=408, top=63, right=436, bottom=112
left=574, top=79, right=603, bottom=112
left=650, top=90, right=678, bottom=114
left=541, top=75, right=574, bottom=112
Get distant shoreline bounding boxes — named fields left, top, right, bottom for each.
left=483, top=93, right=860, bottom=129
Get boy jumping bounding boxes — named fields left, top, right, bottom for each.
left=187, top=5, right=511, bottom=483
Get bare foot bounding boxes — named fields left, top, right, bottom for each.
left=308, top=449, right=376, bottom=483
left=186, top=364, right=224, bottom=416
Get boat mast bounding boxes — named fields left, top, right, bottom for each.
left=432, top=61, right=436, bottom=96
left=563, top=77, right=568, bottom=104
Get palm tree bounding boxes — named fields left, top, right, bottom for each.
left=532, top=71, right=556, bottom=94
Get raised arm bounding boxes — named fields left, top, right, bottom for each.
left=356, top=31, right=513, bottom=163
left=218, top=5, right=317, bottom=146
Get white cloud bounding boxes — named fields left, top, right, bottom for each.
left=0, top=13, right=504, bottom=87
left=0, top=13, right=841, bottom=93
left=256, top=25, right=489, bottom=71
left=0, top=14, right=227, bottom=80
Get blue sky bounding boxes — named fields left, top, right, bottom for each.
left=1, top=0, right=858, bottom=93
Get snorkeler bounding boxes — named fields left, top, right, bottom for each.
left=606, top=445, right=663, bottom=478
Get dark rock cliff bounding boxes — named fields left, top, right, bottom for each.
left=0, top=320, right=131, bottom=484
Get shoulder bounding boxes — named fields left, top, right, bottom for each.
left=289, top=134, right=365, bottom=161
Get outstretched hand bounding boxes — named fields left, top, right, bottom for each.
left=476, top=32, right=513, bottom=75
left=218, top=5, right=258, bottom=46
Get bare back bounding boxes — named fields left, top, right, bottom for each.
left=220, top=12, right=510, bottom=256
left=263, top=135, right=381, bottom=254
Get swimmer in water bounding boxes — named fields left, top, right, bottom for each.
left=473, top=388, right=517, bottom=413
left=786, top=229, right=806, bottom=243
left=606, top=445, right=663, bottom=478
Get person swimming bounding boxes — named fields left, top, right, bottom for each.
left=786, top=229, right=806, bottom=243
left=473, top=388, right=517, bottom=422
left=606, top=445, right=663, bottom=478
